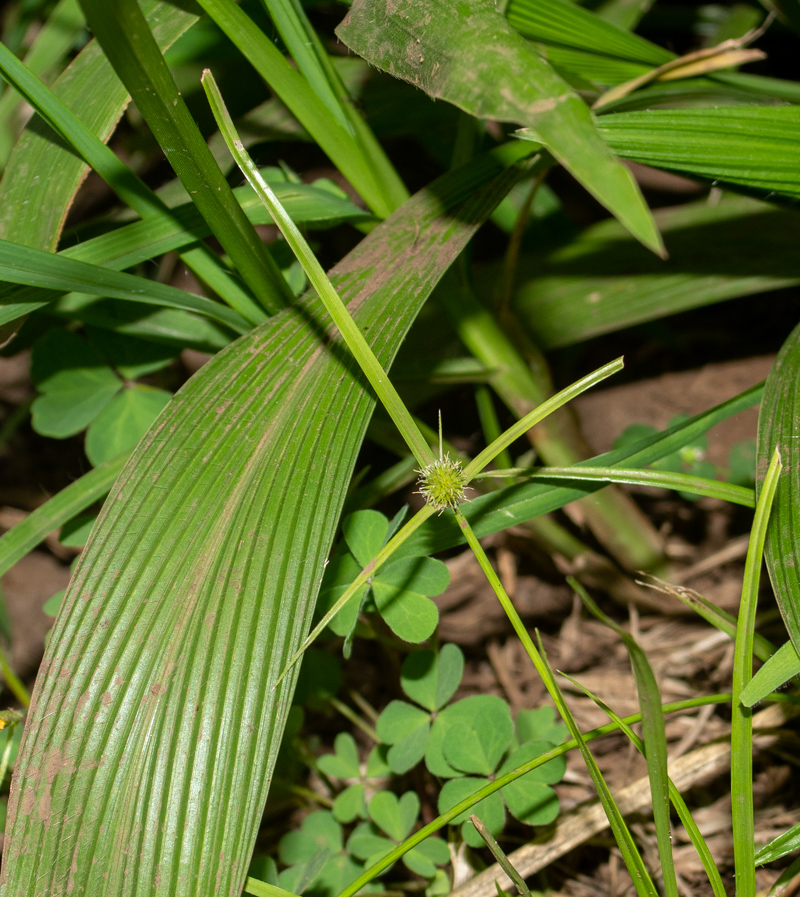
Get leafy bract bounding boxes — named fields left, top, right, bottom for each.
left=336, top=0, right=663, bottom=255
left=0, top=143, right=533, bottom=897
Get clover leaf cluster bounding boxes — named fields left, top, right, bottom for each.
left=317, top=509, right=450, bottom=645
left=376, top=645, right=567, bottom=847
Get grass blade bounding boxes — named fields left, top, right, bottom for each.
left=0, top=0, right=85, bottom=168
left=0, top=239, right=249, bottom=333
left=0, top=1, right=197, bottom=254
left=256, top=0, right=407, bottom=213
left=196, top=0, right=406, bottom=218
left=758, top=324, right=800, bottom=657
left=0, top=455, right=127, bottom=580
left=0, top=39, right=268, bottom=324
left=568, top=579, right=678, bottom=897
left=532, top=634, right=660, bottom=897
left=561, top=671, right=725, bottom=897
left=79, top=0, right=294, bottom=313
left=511, top=195, right=800, bottom=350
left=476, top=465, right=755, bottom=506
left=731, top=446, right=782, bottom=897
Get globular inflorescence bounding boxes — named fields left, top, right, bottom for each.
left=416, top=454, right=470, bottom=513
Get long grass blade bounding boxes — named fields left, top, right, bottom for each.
left=78, top=0, right=294, bottom=313
left=561, top=672, right=725, bottom=897
left=0, top=455, right=127, bottom=580
left=730, top=445, right=782, bottom=897
left=475, top=465, right=754, bottom=506
left=196, top=0, right=406, bottom=218
left=568, top=579, right=678, bottom=897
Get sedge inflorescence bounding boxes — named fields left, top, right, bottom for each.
left=416, top=453, right=470, bottom=513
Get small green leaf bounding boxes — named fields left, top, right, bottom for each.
left=369, top=791, right=419, bottom=842
left=42, top=590, right=65, bottom=619
left=347, top=824, right=394, bottom=862
left=31, top=330, right=122, bottom=438
left=386, top=725, right=430, bottom=775
left=279, top=811, right=342, bottom=865
left=442, top=703, right=514, bottom=775
left=404, top=836, right=451, bottom=879
left=317, top=553, right=369, bottom=637
left=400, top=644, right=464, bottom=712
left=515, top=707, right=566, bottom=746
left=379, top=556, right=450, bottom=597
left=365, top=745, right=391, bottom=779
left=376, top=700, right=431, bottom=744
left=318, top=732, right=361, bottom=780
left=499, top=740, right=566, bottom=786
left=333, top=785, right=367, bottom=824
left=498, top=743, right=563, bottom=825
left=741, top=641, right=800, bottom=708
left=438, top=777, right=505, bottom=848
left=343, top=510, right=390, bottom=566
left=85, top=386, right=171, bottom=466
left=372, top=581, right=439, bottom=643
left=426, top=694, right=510, bottom=777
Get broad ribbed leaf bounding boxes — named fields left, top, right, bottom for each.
left=0, top=142, right=533, bottom=897
left=758, top=323, right=800, bottom=656
left=598, top=106, right=800, bottom=201
left=336, top=0, right=663, bottom=256
left=505, top=0, right=669, bottom=66
left=510, top=195, right=800, bottom=349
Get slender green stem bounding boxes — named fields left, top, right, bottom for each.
left=731, top=446, right=782, bottom=897
left=329, top=697, right=380, bottom=743
left=0, top=643, right=30, bottom=707
left=202, top=70, right=433, bottom=467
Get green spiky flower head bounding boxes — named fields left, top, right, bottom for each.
left=417, top=454, right=469, bottom=513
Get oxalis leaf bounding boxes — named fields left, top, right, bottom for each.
left=336, top=0, right=664, bottom=256
left=0, top=142, right=534, bottom=897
